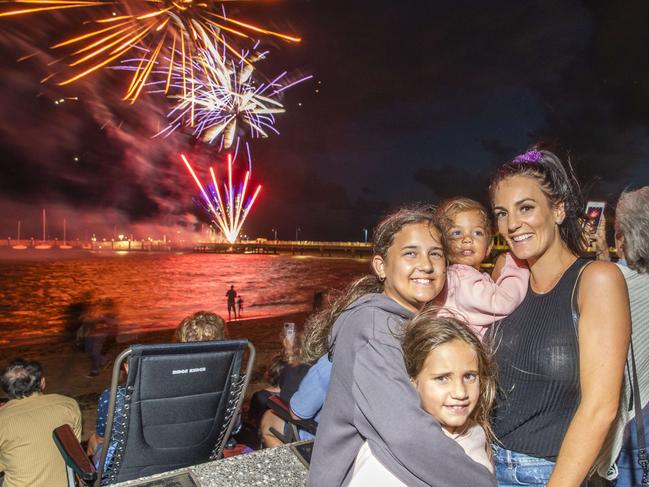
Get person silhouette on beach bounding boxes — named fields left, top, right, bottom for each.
left=237, top=296, right=244, bottom=317
left=226, top=285, right=237, bottom=320
left=64, top=291, right=93, bottom=347
left=84, top=298, right=119, bottom=378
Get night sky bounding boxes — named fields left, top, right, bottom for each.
left=0, top=0, right=647, bottom=241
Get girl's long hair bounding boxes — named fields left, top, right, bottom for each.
left=401, top=307, right=496, bottom=456
left=300, top=204, right=441, bottom=364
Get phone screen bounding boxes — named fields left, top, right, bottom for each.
left=283, top=322, right=296, bottom=341
left=585, top=202, right=605, bottom=232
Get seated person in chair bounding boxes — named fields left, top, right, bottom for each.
left=289, top=353, right=332, bottom=440
left=284, top=306, right=339, bottom=441
left=0, top=358, right=81, bottom=487
left=259, top=332, right=309, bottom=448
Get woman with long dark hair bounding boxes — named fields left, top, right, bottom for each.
left=488, top=149, right=630, bottom=486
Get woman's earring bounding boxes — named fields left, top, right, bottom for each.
left=378, top=275, right=386, bottom=282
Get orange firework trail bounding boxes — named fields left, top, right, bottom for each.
left=181, top=147, right=261, bottom=243
left=0, top=0, right=301, bottom=102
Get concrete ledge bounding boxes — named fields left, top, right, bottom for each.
left=113, top=443, right=309, bottom=487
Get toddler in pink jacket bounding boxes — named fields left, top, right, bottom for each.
left=437, top=197, right=529, bottom=338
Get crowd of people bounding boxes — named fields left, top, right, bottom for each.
left=259, top=149, right=647, bottom=487
left=0, top=147, right=647, bottom=487
left=0, top=310, right=233, bottom=487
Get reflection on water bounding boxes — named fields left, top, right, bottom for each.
left=0, top=251, right=369, bottom=346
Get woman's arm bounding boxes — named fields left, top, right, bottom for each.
left=592, top=214, right=611, bottom=262
left=86, top=432, right=104, bottom=456
left=90, top=388, right=110, bottom=455
left=548, top=261, right=630, bottom=487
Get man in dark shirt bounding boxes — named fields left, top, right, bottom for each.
left=225, top=285, right=237, bottom=320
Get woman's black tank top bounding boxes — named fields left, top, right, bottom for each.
left=490, top=258, right=589, bottom=459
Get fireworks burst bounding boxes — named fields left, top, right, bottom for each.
left=0, top=0, right=301, bottom=101
left=181, top=146, right=261, bottom=243
left=152, top=31, right=311, bottom=148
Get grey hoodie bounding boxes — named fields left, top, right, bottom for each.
left=308, top=293, right=496, bottom=487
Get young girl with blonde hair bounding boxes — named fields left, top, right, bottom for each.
left=437, top=197, right=528, bottom=338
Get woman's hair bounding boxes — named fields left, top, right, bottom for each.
left=489, top=148, right=586, bottom=255
left=300, top=204, right=441, bottom=364
left=615, top=186, right=649, bottom=274
left=300, top=277, right=380, bottom=364
left=175, top=311, right=227, bottom=343
left=436, top=197, right=492, bottom=240
left=265, top=353, right=287, bottom=387
left=401, top=308, right=496, bottom=447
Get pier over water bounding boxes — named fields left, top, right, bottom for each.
left=0, top=237, right=373, bottom=257
left=194, top=240, right=372, bottom=257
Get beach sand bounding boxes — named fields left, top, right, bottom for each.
left=0, top=311, right=309, bottom=441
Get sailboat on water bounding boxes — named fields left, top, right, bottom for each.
left=60, top=218, right=72, bottom=249
left=34, top=209, right=51, bottom=250
left=12, top=221, right=27, bottom=250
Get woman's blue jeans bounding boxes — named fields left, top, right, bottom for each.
left=613, top=403, right=649, bottom=486
left=493, top=445, right=555, bottom=486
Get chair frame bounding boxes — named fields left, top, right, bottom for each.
left=266, top=395, right=318, bottom=444
left=53, top=422, right=97, bottom=487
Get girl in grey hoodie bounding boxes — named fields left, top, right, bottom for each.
left=308, top=206, right=496, bottom=487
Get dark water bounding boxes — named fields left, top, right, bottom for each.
left=0, top=250, right=369, bottom=346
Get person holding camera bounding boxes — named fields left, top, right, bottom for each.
left=591, top=187, right=649, bottom=486
left=258, top=323, right=310, bottom=448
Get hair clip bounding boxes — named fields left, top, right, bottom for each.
left=512, top=150, right=542, bottom=164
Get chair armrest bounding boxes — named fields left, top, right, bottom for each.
left=267, top=395, right=318, bottom=436
left=53, top=424, right=98, bottom=484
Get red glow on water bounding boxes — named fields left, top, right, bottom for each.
left=0, top=252, right=368, bottom=347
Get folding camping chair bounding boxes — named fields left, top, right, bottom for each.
left=54, top=339, right=255, bottom=486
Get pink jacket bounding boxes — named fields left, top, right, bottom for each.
left=442, top=253, right=529, bottom=338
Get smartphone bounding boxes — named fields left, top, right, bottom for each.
left=585, top=201, right=605, bottom=232
left=283, top=322, right=296, bottom=343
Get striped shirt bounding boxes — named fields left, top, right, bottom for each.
left=596, top=264, right=649, bottom=478
left=0, top=392, right=82, bottom=487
